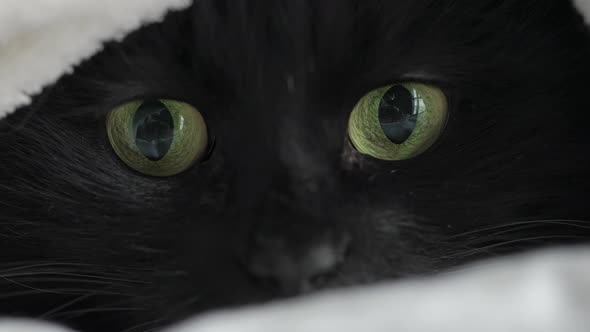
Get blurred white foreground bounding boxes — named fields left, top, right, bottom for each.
left=164, top=246, right=590, bottom=332
left=2, top=246, right=590, bottom=332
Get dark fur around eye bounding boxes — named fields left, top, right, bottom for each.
left=1, top=1, right=590, bottom=331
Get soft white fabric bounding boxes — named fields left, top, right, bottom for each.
left=0, top=0, right=191, bottom=119
left=575, top=0, right=590, bottom=24
left=165, top=247, right=590, bottom=332
left=1, top=247, right=590, bottom=332
left=1, top=1, right=590, bottom=332
left=0, top=320, right=73, bottom=332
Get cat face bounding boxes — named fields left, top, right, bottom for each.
left=1, top=0, right=590, bottom=331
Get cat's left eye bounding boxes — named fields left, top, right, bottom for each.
left=106, top=99, right=208, bottom=177
left=348, top=82, right=448, bottom=161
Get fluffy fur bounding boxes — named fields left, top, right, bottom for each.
left=1, top=1, right=590, bottom=331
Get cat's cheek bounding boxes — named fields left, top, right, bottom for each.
left=329, top=204, right=443, bottom=283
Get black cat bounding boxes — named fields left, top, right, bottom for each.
left=1, top=1, right=589, bottom=331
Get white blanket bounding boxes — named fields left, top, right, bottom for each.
left=1, top=1, right=589, bottom=331
left=0, top=0, right=191, bottom=118
left=1, top=247, right=590, bottom=332
left=165, top=247, right=590, bottom=332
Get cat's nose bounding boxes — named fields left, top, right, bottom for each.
left=246, top=230, right=351, bottom=295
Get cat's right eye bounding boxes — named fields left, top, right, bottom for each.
left=106, top=99, right=208, bottom=177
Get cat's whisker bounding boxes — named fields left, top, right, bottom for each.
left=2, top=272, right=148, bottom=284
left=435, top=263, right=493, bottom=277
left=0, top=262, right=150, bottom=314
left=0, top=262, right=106, bottom=273
left=0, top=285, right=134, bottom=296
left=144, top=327, right=163, bottom=332
left=0, top=287, right=132, bottom=301
left=38, top=293, right=96, bottom=319
left=0, top=290, right=48, bottom=300
left=0, top=201, right=20, bottom=208
left=120, top=318, right=167, bottom=332
left=0, top=262, right=152, bottom=283
left=2, top=277, right=128, bottom=288
left=448, top=219, right=590, bottom=239
left=458, top=224, right=543, bottom=245
left=442, top=235, right=587, bottom=259
left=48, top=306, right=146, bottom=319
left=0, top=274, right=68, bottom=294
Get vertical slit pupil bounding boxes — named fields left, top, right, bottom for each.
left=378, top=85, right=417, bottom=144
left=133, top=100, right=175, bottom=161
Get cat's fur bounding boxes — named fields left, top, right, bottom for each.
left=1, top=0, right=590, bottom=331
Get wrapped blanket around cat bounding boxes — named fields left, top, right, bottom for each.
left=0, top=0, right=589, bottom=331
left=163, top=247, right=590, bottom=332
left=1, top=248, right=590, bottom=332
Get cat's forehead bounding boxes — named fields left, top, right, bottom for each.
left=187, top=0, right=584, bottom=97
left=1, top=0, right=587, bottom=120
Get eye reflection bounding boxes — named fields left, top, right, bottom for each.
left=133, top=100, right=175, bottom=161
left=378, top=85, right=419, bottom=144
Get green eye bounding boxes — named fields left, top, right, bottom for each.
left=106, top=99, right=208, bottom=177
left=348, top=82, right=448, bottom=161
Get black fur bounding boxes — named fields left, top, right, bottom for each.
left=1, top=0, right=590, bottom=331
